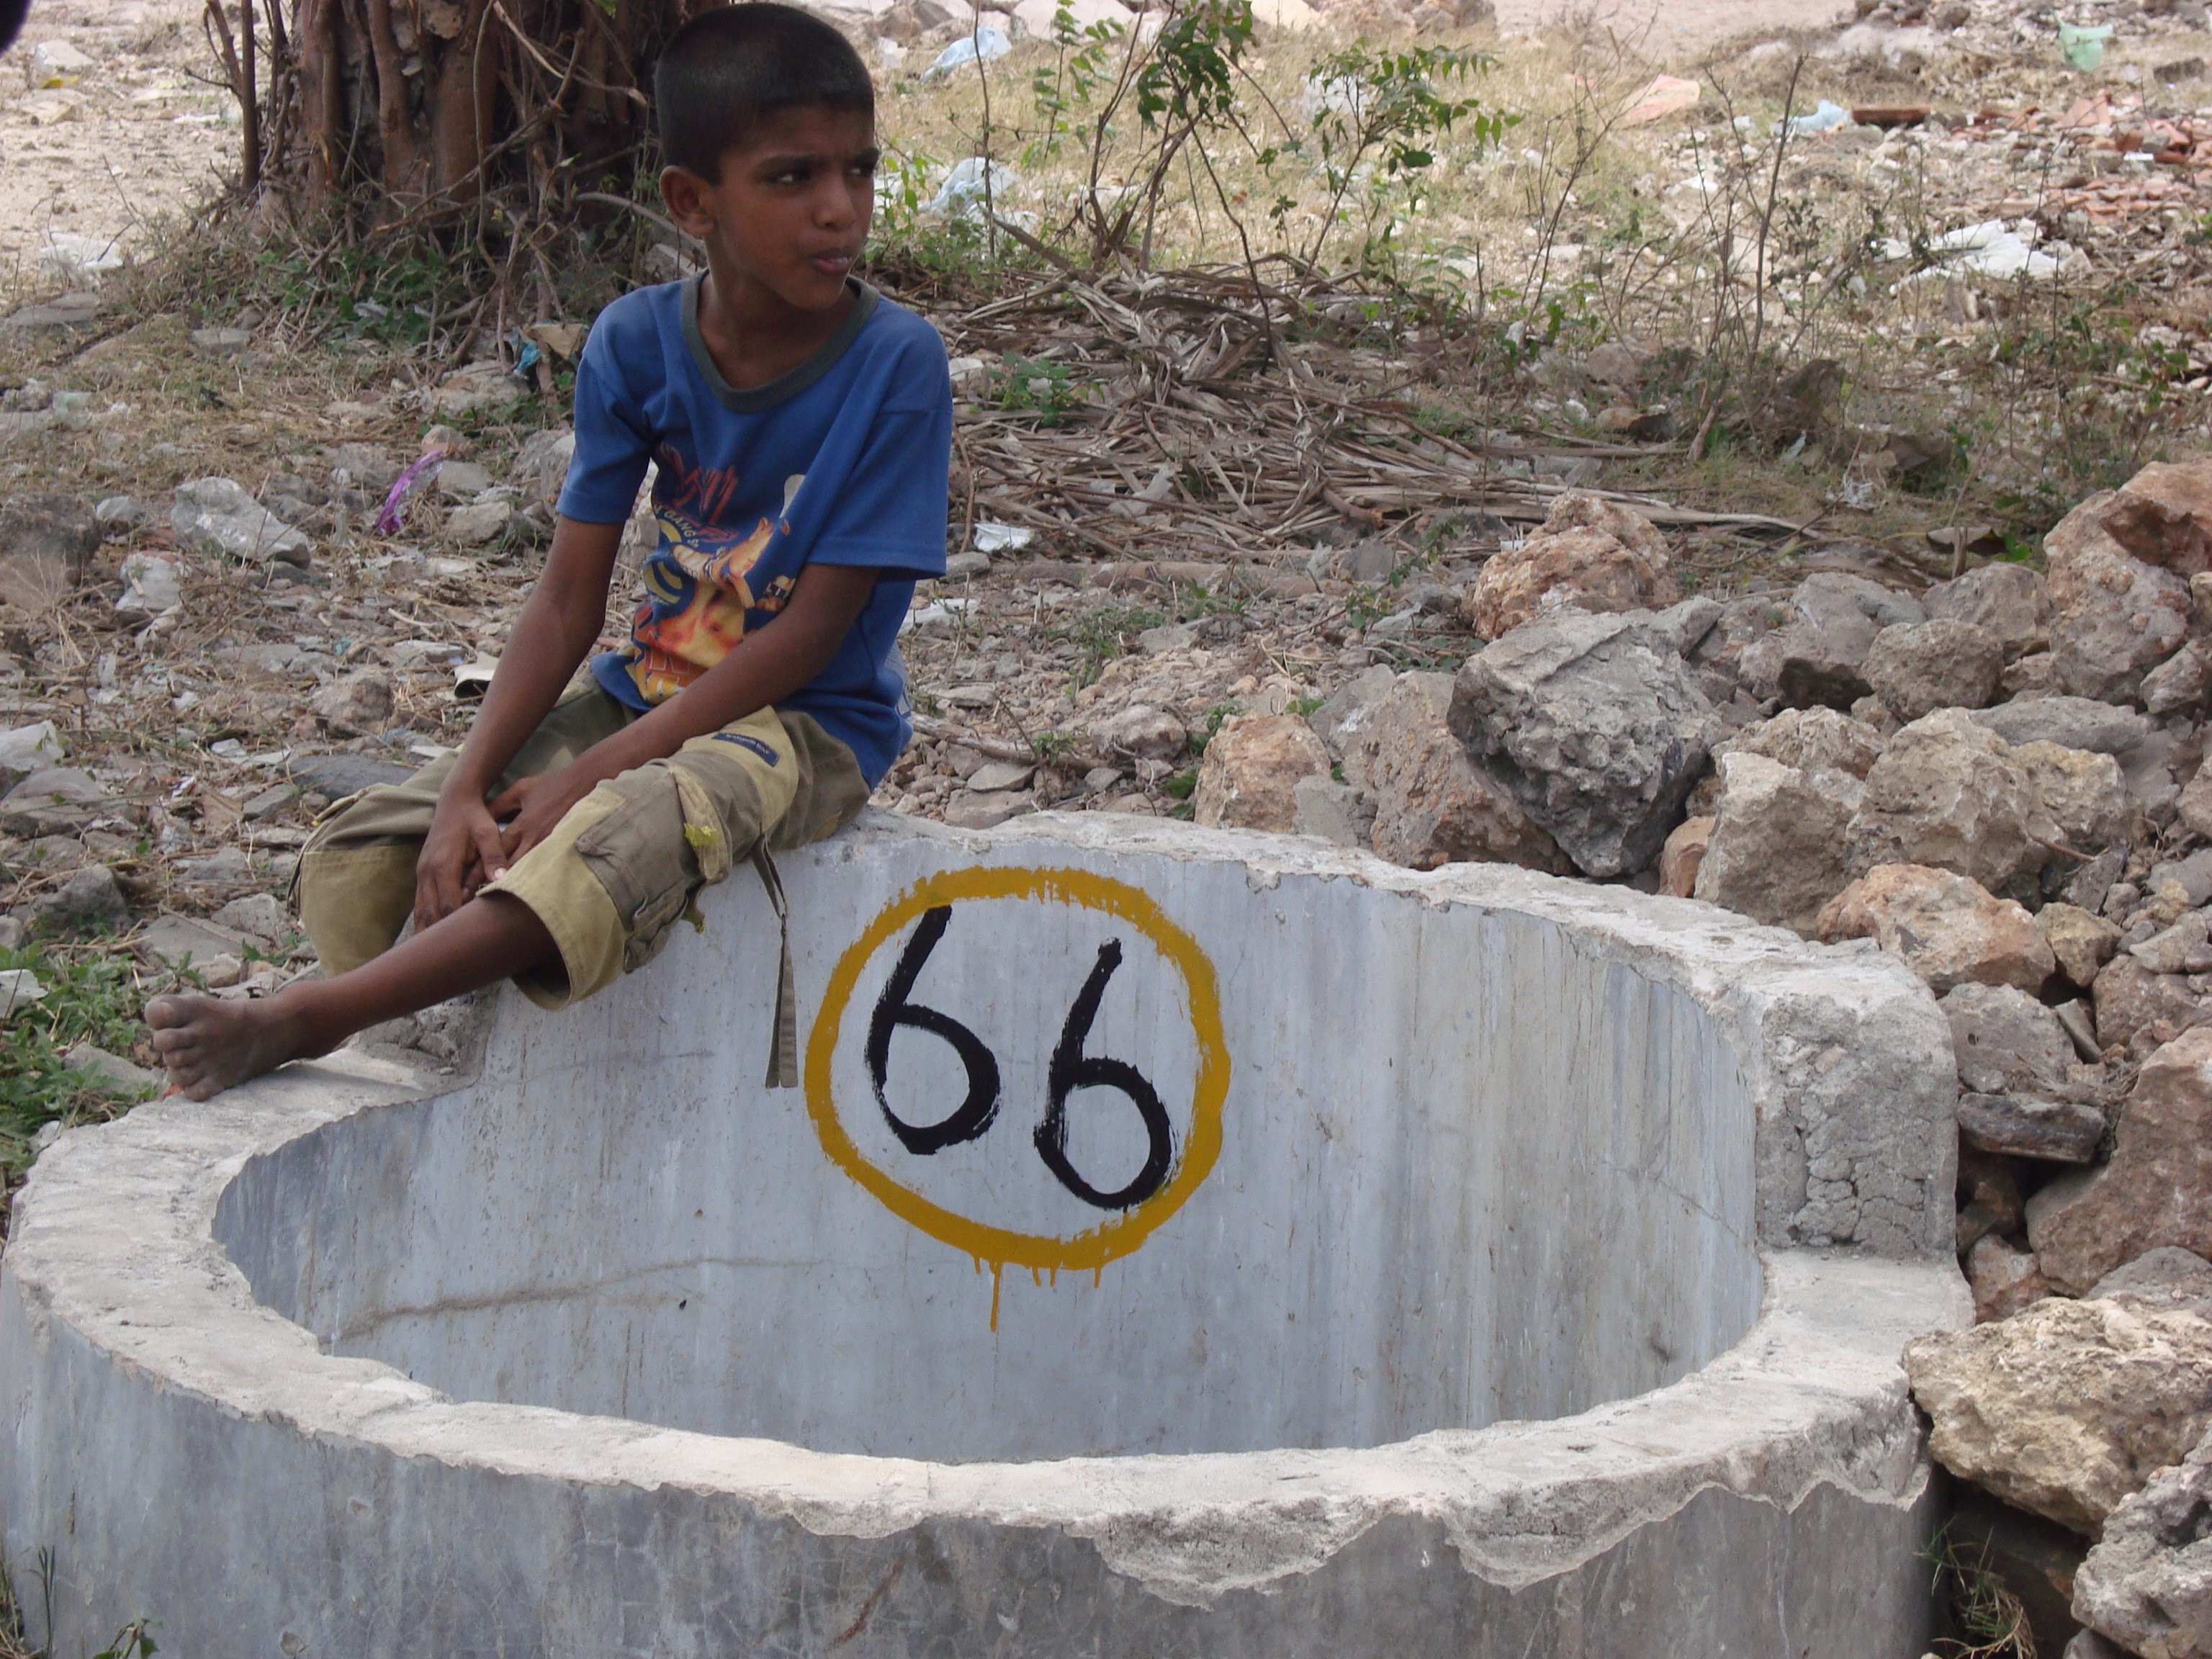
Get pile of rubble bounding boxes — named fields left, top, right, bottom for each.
left=1134, top=452, right=2212, bottom=1653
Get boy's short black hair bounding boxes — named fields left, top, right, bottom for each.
left=657, top=4, right=875, bottom=181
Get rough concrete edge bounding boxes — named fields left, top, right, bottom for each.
left=1, top=815, right=1969, bottom=1606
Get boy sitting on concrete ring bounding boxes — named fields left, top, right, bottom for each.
left=148, top=4, right=952, bottom=1097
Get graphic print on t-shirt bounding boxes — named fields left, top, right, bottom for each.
left=613, top=472, right=806, bottom=705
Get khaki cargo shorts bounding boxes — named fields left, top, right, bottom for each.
left=297, top=686, right=870, bottom=1011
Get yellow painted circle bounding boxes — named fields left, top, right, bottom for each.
left=804, top=866, right=1230, bottom=1274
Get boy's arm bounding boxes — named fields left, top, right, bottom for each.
left=487, top=561, right=879, bottom=867
left=415, top=516, right=624, bottom=927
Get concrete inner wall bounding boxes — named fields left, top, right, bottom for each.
left=217, top=838, right=1762, bottom=1462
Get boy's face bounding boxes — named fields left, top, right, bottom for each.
left=662, top=105, right=878, bottom=314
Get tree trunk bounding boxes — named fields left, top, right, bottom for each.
left=243, top=0, right=683, bottom=219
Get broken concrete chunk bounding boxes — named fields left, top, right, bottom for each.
left=2044, top=495, right=2192, bottom=705
left=1692, top=751, right=1854, bottom=935
left=1352, top=673, right=1565, bottom=872
left=1845, top=709, right=2059, bottom=899
left=1817, top=863, right=2054, bottom=994
left=1447, top=609, right=1717, bottom=878
left=1863, top=617, right=2003, bottom=721
left=1923, top=561, right=2051, bottom=660
left=2074, top=1425, right=2212, bottom=1659
left=2031, top=1026, right=2212, bottom=1294
left=170, top=477, right=311, bottom=566
left=1905, top=1295, right=2212, bottom=1536
left=1193, top=714, right=1328, bottom=834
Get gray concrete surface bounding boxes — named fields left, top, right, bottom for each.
left=0, top=814, right=1969, bottom=1655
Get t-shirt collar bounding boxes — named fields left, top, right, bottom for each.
left=680, top=275, right=879, bottom=413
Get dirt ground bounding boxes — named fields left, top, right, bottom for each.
left=0, top=0, right=233, bottom=295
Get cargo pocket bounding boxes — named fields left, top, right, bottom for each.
left=572, top=769, right=703, bottom=975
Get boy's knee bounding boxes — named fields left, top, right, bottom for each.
left=297, top=842, right=419, bottom=976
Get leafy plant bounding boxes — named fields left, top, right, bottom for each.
left=1048, top=603, right=1165, bottom=686
left=992, top=353, right=1084, bottom=424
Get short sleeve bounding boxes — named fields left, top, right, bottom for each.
left=557, top=312, right=655, bottom=524
left=805, top=338, right=953, bottom=579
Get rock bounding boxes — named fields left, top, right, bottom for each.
left=289, top=753, right=415, bottom=799
left=1309, top=664, right=1397, bottom=779
left=2074, top=1427, right=2212, bottom=1659
left=1845, top=710, right=2061, bottom=899
left=445, top=498, right=513, bottom=545
left=1960, top=1148, right=2028, bottom=1257
left=1737, top=572, right=1923, bottom=709
left=2031, top=1027, right=2212, bottom=1294
left=1925, top=562, right=2052, bottom=660
left=310, top=671, right=394, bottom=739
left=23, top=866, right=130, bottom=936
left=189, top=326, right=252, bottom=356
left=1904, top=1295, right=2212, bottom=1535
left=435, top=460, right=494, bottom=500
left=2066, top=1632, right=2134, bottom=1659
left=1959, top=1094, right=2108, bottom=1164
left=943, top=788, right=1028, bottom=829
left=62, top=1042, right=160, bottom=1097
left=2175, top=763, right=2212, bottom=846
left=91, top=494, right=146, bottom=535
left=115, top=552, right=181, bottom=616
left=1968, top=1233, right=2051, bottom=1323
left=1816, top=864, right=2055, bottom=994
left=2131, top=912, right=2212, bottom=976
left=1193, top=715, right=1330, bottom=832
left=2042, top=902, right=2123, bottom=988
left=1352, top=673, right=1566, bottom=871
left=2141, top=640, right=2212, bottom=718
left=2086, top=455, right=2212, bottom=577
left=967, top=760, right=1034, bottom=793
left=1863, top=617, right=2005, bottom=720
left=1, top=968, right=48, bottom=1022
left=1462, top=493, right=1680, bottom=640
left=1658, top=815, right=1712, bottom=897
left=2092, top=956, right=2209, bottom=1053
left=2014, top=742, right=2143, bottom=855
left=1692, top=752, right=1855, bottom=934
left=2044, top=498, right=2191, bottom=705
left=1945, top=981, right=2074, bottom=1094
left=213, top=894, right=288, bottom=944
left=140, top=914, right=251, bottom=968
left=2148, top=850, right=2212, bottom=909
left=0, top=720, right=64, bottom=788
left=326, top=443, right=402, bottom=494
left=2088, top=1248, right=2212, bottom=1323
left=1654, top=595, right=1722, bottom=657
left=1088, top=703, right=1187, bottom=762
left=509, top=426, right=575, bottom=510
left=0, top=493, right=97, bottom=613
left=1447, top=609, right=1718, bottom=878
left=1290, top=776, right=1375, bottom=846
left=1337, top=539, right=1398, bottom=585
left=1138, top=622, right=1197, bottom=655
left=172, top=846, right=258, bottom=894
left=1720, top=705, right=1887, bottom=779
left=1973, top=696, right=2153, bottom=757
left=2005, top=653, right=2056, bottom=697
left=171, top=477, right=311, bottom=567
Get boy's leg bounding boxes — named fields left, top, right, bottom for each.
left=149, top=704, right=868, bottom=1097
left=295, top=686, right=635, bottom=974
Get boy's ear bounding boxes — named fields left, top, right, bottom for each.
left=660, top=165, right=719, bottom=238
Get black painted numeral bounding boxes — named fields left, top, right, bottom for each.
left=1036, top=940, right=1174, bottom=1211
left=866, top=905, right=1002, bottom=1154
left=863, top=908, right=1174, bottom=1210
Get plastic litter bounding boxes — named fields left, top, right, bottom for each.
left=973, top=521, right=1034, bottom=553
left=29, top=40, right=92, bottom=86
left=927, top=157, right=1019, bottom=220
left=1886, top=220, right=2062, bottom=282
left=1, top=971, right=49, bottom=1024
left=902, top=598, right=980, bottom=634
left=116, top=552, right=183, bottom=617
left=2059, top=23, right=2113, bottom=70
left=374, top=448, right=448, bottom=536
left=1780, top=100, right=1851, bottom=137
left=925, top=27, right=1010, bottom=78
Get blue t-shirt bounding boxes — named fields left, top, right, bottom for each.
left=558, top=276, right=952, bottom=784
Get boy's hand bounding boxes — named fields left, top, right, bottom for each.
left=490, top=767, right=601, bottom=868
left=415, top=788, right=512, bottom=932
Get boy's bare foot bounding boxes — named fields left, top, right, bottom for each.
left=145, top=994, right=327, bottom=1102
